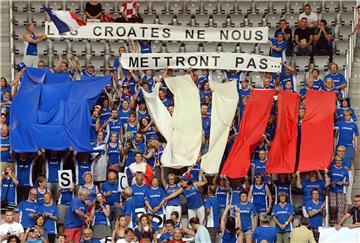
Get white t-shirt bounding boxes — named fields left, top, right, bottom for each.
left=0, top=222, right=24, bottom=243
left=299, top=12, right=318, bottom=24
left=195, top=225, right=211, bottom=243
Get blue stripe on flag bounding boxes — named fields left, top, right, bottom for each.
left=43, top=5, right=71, bottom=34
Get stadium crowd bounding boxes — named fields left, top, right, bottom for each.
left=1, top=1, right=360, bottom=243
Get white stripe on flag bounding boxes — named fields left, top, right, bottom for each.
left=52, top=10, right=80, bottom=31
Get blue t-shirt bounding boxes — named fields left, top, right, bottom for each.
left=335, top=120, right=359, bottom=148
left=36, top=204, right=59, bottom=234
left=301, top=179, right=325, bottom=205
left=197, top=76, right=209, bottom=88
left=100, top=107, right=112, bottom=125
left=324, top=72, right=347, bottom=88
left=306, top=200, right=324, bottom=228
left=216, top=187, right=229, bottom=209
left=145, top=186, right=166, bottom=214
left=122, top=197, right=137, bottom=227
left=159, top=232, right=173, bottom=242
left=222, top=229, right=237, bottom=243
left=139, top=41, right=152, bottom=53
left=101, top=181, right=121, bottom=208
left=252, top=160, right=269, bottom=184
left=75, top=159, right=93, bottom=185
left=93, top=205, right=110, bottom=226
left=204, top=196, right=220, bottom=228
left=336, top=108, right=357, bottom=122
left=251, top=184, right=267, bottom=213
left=329, top=166, right=349, bottom=193
left=118, top=108, right=131, bottom=126
left=252, top=225, right=277, bottom=243
left=108, top=119, right=122, bottom=139
left=25, top=33, right=38, bottom=55
left=165, top=184, right=181, bottom=206
left=271, top=202, right=295, bottom=233
left=58, top=188, right=74, bottom=206
left=189, top=163, right=201, bottom=182
left=0, top=136, right=11, bottom=162
left=237, top=202, right=256, bottom=231
left=17, top=200, right=38, bottom=228
left=183, top=185, right=204, bottom=210
left=16, top=158, right=33, bottom=187
left=107, top=142, right=121, bottom=166
left=161, top=98, right=172, bottom=108
left=201, top=116, right=211, bottom=139
left=45, top=158, right=63, bottom=182
left=270, top=38, right=287, bottom=60
left=64, top=198, right=87, bottom=229
left=131, top=183, right=149, bottom=209
left=1, top=178, right=16, bottom=206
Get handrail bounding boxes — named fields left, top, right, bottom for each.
left=9, top=0, right=14, bottom=82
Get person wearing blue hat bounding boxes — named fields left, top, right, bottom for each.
left=268, top=32, right=287, bottom=63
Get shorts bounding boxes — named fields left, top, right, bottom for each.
left=240, top=229, right=252, bottom=236
left=93, top=224, right=112, bottom=240
left=57, top=204, right=69, bottom=224
left=64, top=227, right=81, bottom=243
left=23, top=55, right=39, bottom=67
left=345, top=146, right=355, bottom=160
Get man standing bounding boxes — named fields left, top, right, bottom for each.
left=0, top=209, right=24, bottom=243
left=22, top=23, right=46, bottom=67
left=15, top=188, right=38, bottom=230
left=289, top=217, right=316, bottom=243
left=299, top=4, right=318, bottom=24
left=189, top=217, right=211, bottom=243
left=101, top=171, right=121, bottom=229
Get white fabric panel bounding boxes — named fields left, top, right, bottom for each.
left=165, top=74, right=202, bottom=168
left=142, top=84, right=173, bottom=167
left=52, top=11, right=80, bottom=30
left=201, top=81, right=239, bottom=174
left=319, top=227, right=360, bottom=243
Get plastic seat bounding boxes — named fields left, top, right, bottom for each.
left=30, top=1, right=45, bottom=12
left=324, top=1, right=340, bottom=13
left=271, top=1, right=287, bottom=14
left=282, top=13, right=299, bottom=28
left=247, top=14, right=264, bottom=27
left=138, top=1, right=150, bottom=15
left=183, top=42, right=199, bottom=52
left=195, top=14, right=210, bottom=27
left=313, top=56, right=329, bottom=71
left=337, top=25, right=352, bottom=40
left=257, top=43, right=270, bottom=55
left=47, top=0, right=64, bottom=10
left=221, top=43, right=237, bottom=53
left=108, top=41, right=127, bottom=56
left=307, top=1, right=323, bottom=13
left=12, top=12, right=30, bottom=26
left=90, top=41, right=106, bottom=56
left=102, top=1, right=116, bottom=14
left=37, top=40, right=49, bottom=55
left=320, top=13, right=337, bottom=27
left=70, top=41, right=87, bottom=56
left=13, top=40, right=25, bottom=55
left=339, top=12, right=353, bottom=26
left=165, top=42, right=181, bottom=53
left=289, top=1, right=304, bottom=14
left=341, top=1, right=356, bottom=12
left=202, top=42, right=219, bottom=52
left=237, top=1, right=253, bottom=14
left=12, top=26, right=27, bottom=40
left=52, top=40, right=69, bottom=55
left=168, top=1, right=184, bottom=15
left=254, top=1, right=270, bottom=15
left=151, top=42, right=163, bottom=53
left=229, top=15, right=245, bottom=27
left=65, top=1, right=81, bottom=13
left=294, top=56, right=310, bottom=72
left=334, top=40, right=349, bottom=55
left=184, top=1, right=201, bottom=15
left=89, top=57, right=106, bottom=71
left=268, top=27, right=277, bottom=38
left=202, top=2, right=218, bottom=14
left=211, top=14, right=229, bottom=27
left=143, top=14, right=157, bottom=24
left=31, top=12, right=47, bottom=27
left=239, top=43, right=256, bottom=53
left=12, top=1, right=29, bottom=12
left=151, top=1, right=167, bottom=14
left=332, top=55, right=347, bottom=70
left=219, top=1, right=236, bottom=14
left=265, top=14, right=281, bottom=28
left=175, top=14, right=192, bottom=26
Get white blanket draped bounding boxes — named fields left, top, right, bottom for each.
left=201, top=81, right=239, bottom=174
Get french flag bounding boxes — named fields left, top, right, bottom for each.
left=43, top=5, right=86, bottom=34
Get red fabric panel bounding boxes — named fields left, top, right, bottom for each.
left=298, top=90, right=336, bottom=172
left=266, top=91, right=300, bottom=174
left=70, top=12, right=86, bottom=26
left=222, top=90, right=276, bottom=178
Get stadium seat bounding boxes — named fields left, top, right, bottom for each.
left=221, top=43, right=237, bottom=53
left=90, top=41, right=106, bottom=56
left=195, top=14, right=210, bottom=27
left=151, top=42, right=163, bottom=53
left=52, top=40, right=69, bottom=55
left=289, top=1, right=304, bottom=14
left=229, top=15, right=246, bottom=27
left=13, top=40, right=25, bottom=55
left=246, top=14, right=264, bottom=27
left=37, top=40, right=49, bottom=55
left=158, top=14, right=174, bottom=25
left=339, top=11, right=354, bottom=26
left=237, top=1, right=253, bottom=14
left=271, top=1, right=287, bottom=14
left=66, top=1, right=82, bottom=13
left=211, top=14, right=229, bottom=27
left=47, top=0, right=64, bottom=11
left=138, top=1, right=150, bottom=15
left=175, top=14, right=193, bottom=26
left=89, top=56, right=106, bottom=71
left=202, top=2, right=218, bottom=15
left=14, top=55, right=24, bottom=67
left=265, top=14, right=281, bottom=28
left=143, top=14, right=157, bottom=24
left=70, top=41, right=87, bottom=56
left=201, top=42, right=220, bottom=52
left=294, top=56, right=310, bottom=72
left=268, top=27, right=277, bottom=38
left=254, top=1, right=270, bottom=15
left=324, top=1, right=340, bottom=13
left=334, top=40, right=349, bottom=55
left=12, top=12, right=30, bottom=26
left=108, top=41, right=127, bottom=56
left=296, top=71, right=306, bottom=87
left=151, top=1, right=167, bottom=14
left=168, top=1, right=184, bottom=15
left=183, top=42, right=200, bottom=52
left=31, top=13, right=47, bottom=27
left=282, top=13, right=299, bottom=28
left=239, top=43, right=256, bottom=53
left=101, top=1, right=116, bottom=14
left=30, top=1, right=45, bottom=13
left=184, top=1, right=201, bottom=15
left=308, top=1, right=323, bottom=13
left=320, top=12, right=337, bottom=27
left=219, top=1, right=236, bottom=15
left=337, top=25, right=352, bottom=40
left=165, top=42, right=182, bottom=53
left=12, top=26, right=27, bottom=40
left=313, top=56, right=329, bottom=71
left=332, top=55, right=347, bottom=70
left=12, top=1, right=29, bottom=12
left=257, top=43, right=270, bottom=56
left=341, top=1, right=356, bottom=12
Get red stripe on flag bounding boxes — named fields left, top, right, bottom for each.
left=70, top=12, right=86, bottom=26
left=266, top=91, right=300, bottom=174
left=298, top=90, right=336, bottom=172
left=222, top=90, right=275, bottom=178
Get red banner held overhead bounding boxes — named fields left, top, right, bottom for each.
left=298, top=90, right=336, bottom=172
left=222, top=90, right=276, bottom=178
left=266, top=91, right=300, bottom=174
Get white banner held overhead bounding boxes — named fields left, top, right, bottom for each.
left=120, top=52, right=282, bottom=73
left=45, top=22, right=268, bottom=43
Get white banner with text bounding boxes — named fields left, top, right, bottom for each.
left=45, top=22, right=268, bottom=43
left=120, top=52, right=282, bottom=72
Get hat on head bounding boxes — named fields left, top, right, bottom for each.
left=181, top=172, right=193, bottom=182
left=275, top=32, right=285, bottom=37
left=16, top=62, right=26, bottom=70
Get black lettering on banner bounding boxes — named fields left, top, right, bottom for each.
left=127, top=27, right=137, bottom=37
left=235, top=57, right=245, bottom=68
left=140, top=57, right=149, bottom=68
left=176, top=56, right=186, bottom=67
left=188, top=56, right=198, bottom=66
left=254, top=30, right=264, bottom=41
left=197, top=29, right=205, bottom=40
left=231, top=30, right=241, bottom=40
left=104, top=26, right=114, bottom=37
left=199, top=56, right=209, bottom=66
left=243, top=30, right=252, bottom=41
left=140, top=26, right=147, bottom=37
left=163, top=28, right=171, bottom=38
left=219, top=30, right=228, bottom=40
left=116, top=26, right=126, bottom=37
left=119, top=174, right=127, bottom=190
left=164, top=56, right=172, bottom=66
left=129, top=57, right=139, bottom=68
left=259, top=58, right=268, bottom=69
left=69, top=30, right=78, bottom=36
left=93, top=26, right=102, bottom=36
left=151, top=28, right=159, bottom=38
left=213, top=56, right=220, bottom=66
left=185, top=29, right=194, bottom=39
left=153, top=56, right=161, bottom=66
left=59, top=171, right=71, bottom=188
left=246, top=58, right=257, bottom=69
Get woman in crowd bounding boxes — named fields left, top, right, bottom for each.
left=106, top=132, right=123, bottom=172
left=220, top=205, right=240, bottom=243
left=36, top=193, right=58, bottom=243
left=91, top=193, right=111, bottom=240
left=36, top=176, right=49, bottom=205
left=161, top=167, right=182, bottom=223
left=133, top=214, right=156, bottom=242
left=248, top=173, right=273, bottom=215
left=79, top=172, right=98, bottom=211
left=272, top=192, right=295, bottom=243
left=0, top=165, right=18, bottom=208
left=112, top=215, right=128, bottom=243
left=139, top=118, right=158, bottom=141
left=33, top=215, right=48, bottom=242
left=237, top=191, right=257, bottom=243
left=336, top=98, right=357, bottom=122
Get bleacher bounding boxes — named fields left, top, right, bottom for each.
left=10, top=0, right=356, bottom=87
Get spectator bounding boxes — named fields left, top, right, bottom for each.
left=106, top=133, right=123, bottom=172
left=220, top=205, right=240, bottom=243
left=36, top=193, right=58, bottom=243
left=168, top=228, right=185, bottom=243
left=289, top=217, right=316, bottom=243
left=0, top=209, right=24, bottom=242
left=37, top=60, right=46, bottom=69
left=252, top=214, right=276, bottom=243
left=22, top=23, right=46, bottom=67
left=335, top=110, right=359, bottom=161
left=116, top=0, right=143, bottom=23
left=16, top=188, right=38, bottom=230
left=275, top=19, right=293, bottom=56
left=55, top=233, right=66, bottom=243
left=157, top=219, right=174, bottom=242
left=204, top=185, right=220, bottom=242
left=128, top=153, right=154, bottom=186
left=160, top=168, right=181, bottom=222
left=272, top=192, right=294, bottom=243
left=248, top=173, right=272, bottom=215
left=63, top=187, right=91, bottom=243
left=79, top=228, right=100, bottom=243
left=189, top=217, right=211, bottom=243
left=313, top=19, right=333, bottom=56
left=0, top=166, right=18, bottom=208
left=299, top=79, right=315, bottom=98
left=116, top=228, right=135, bottom=243
left=336, top=98, right=357, bottom=122
left=90, top=194, right=111, bottom=240
left=133, top=214, right=155, bottom=242
left=144, top=177, right=166, bottom=218
left=321, top=77, right=337, bottom=93
left=73, top=152, right=94, bottom=186
left=101, top=171, right=121, bottom=229
left=84, top=0, right=103, bottom=22
left=33, top=215, right=48, bottom=242
left=237, top=191, right=256, bottom=243
left=274, top=174, right=292, bottom=204
left=35, top=176, right=49, bottom=206
left=306, top=189, right=325, bottom=237
left=251, top=150, right=269, bottom=184
left=121, top=187, right=137, bottom=228
left=269, top=32, right=287, bottom=62
left=299, top=4, right=318, bottom=24
left=324, top=63, right=347, bottom=94
left=23, top=227, right=46, bottom=243
left=335, top=194, right=360, bottom=230
left=309, top=68, right=323, bottom=90
left=82, top=64, right=96, bottom=77
left=294, top=18, right=314, bottom=56
left=6, top=236, right=21, bottom=243
left=112, top=215, right=128, bottom=242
